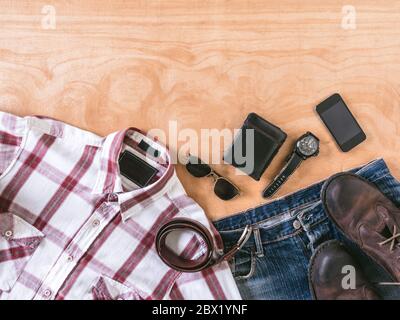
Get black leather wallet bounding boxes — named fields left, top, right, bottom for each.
left=224, top=113, right=287, bottom=180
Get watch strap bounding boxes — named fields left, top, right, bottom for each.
left=262, top=152, right=303, bottom=198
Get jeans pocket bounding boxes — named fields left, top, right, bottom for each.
left=231, top=250, right=256, bottom=281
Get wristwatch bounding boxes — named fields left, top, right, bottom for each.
left=262, top=132, right=320, bottom=198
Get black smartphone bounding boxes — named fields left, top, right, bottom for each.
left=316, top=93, right=366, bottom=152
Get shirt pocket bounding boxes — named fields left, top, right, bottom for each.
left=0, top=212, right=44, bottom=295
left=91, top=276, right=143, bottom=300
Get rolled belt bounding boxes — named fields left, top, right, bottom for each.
left=155, top=218, right=252, bottom=272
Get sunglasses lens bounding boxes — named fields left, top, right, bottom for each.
left=214, top=178, right=239, bottom=200
left=186, top=156, right=212, bottom=178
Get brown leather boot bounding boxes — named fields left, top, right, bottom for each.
left=322, top=172, right=400, bottom=283
left=309, top=240, right=380, bottom=300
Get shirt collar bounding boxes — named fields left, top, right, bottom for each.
left=93, top=128, right=175, bottom=221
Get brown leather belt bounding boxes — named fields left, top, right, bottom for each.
left=155, top=218, right=252, bottom=272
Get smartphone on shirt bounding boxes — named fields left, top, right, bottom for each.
left=316, top=93, right=366, bottom=152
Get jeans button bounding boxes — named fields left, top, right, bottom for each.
left=293, top=220, right=302, bottom=230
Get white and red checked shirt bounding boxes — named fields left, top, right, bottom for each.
left=0, top=111, right=241, bottom=300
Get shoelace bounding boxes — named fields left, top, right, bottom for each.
left=376, top=224, right=400, bottom=286
left=337, top=222, right=400, bottom=287
left=378, top=225, right=400, bottom=252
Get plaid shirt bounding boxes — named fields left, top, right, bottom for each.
left=0, top=111, right=241, bottom=300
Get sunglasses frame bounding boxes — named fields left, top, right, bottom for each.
left=185, top=156, right=241, bottom=200
left=205, top=171, right=241, bottom=200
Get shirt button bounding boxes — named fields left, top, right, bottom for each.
left=4, top=230, right=13, bottom=238
left=293, top=220, right=302, bottom=230
left=92, top=219, right=100, bottom=227
left=43, top=289, right=52, bottom=298
left=29, top=240, right=39, bottom=249
left=67, top=255, right=74, bottom=262
left=107, top=193, right=118, bottom=202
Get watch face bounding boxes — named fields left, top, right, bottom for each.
left=297, top=134, right=319, bottom=157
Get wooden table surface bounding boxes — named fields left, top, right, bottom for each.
left=1, top=0, right=399, bottom=221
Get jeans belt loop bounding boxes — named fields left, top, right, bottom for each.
left=253, top=227, right=264, bottom=258
left=297, top=210, right=309, bottom=231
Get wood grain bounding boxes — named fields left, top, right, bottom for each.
left=0, top=0, right=399, bottom=220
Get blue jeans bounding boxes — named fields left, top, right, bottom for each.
left=214, top=159, right=400, bottom=300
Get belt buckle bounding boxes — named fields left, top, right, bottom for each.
left=216, top=225, right=252, bottom=264
left=236, top=225, right=253, bottom=251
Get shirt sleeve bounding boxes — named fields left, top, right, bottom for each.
left=0, top=112, right=26, bottom=175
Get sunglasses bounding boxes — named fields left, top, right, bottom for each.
left=185, top=155, right=240, bottom=201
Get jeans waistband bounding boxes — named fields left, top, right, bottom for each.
left=214, top=158, right=390, bottom=233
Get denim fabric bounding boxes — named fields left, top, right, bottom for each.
left=214, top=159, right=400, bottom=300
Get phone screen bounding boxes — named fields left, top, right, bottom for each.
left=319, top=100, right=363, bottom=145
